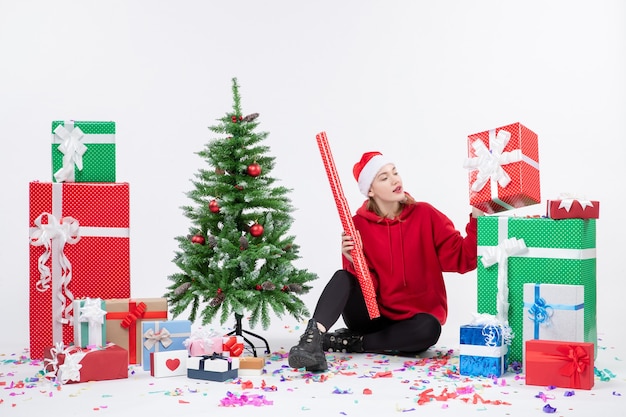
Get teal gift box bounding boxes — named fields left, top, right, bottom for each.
left=73, top=298, right=107, bottom=348
left=51, top=120, right=116, bottom=183
left=141, top=320, right=191, bottom=371
left=477, top=216, right=596, bottom=366
left=459, top=323, right=508, bottom=377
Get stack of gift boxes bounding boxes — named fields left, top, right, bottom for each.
left=30, top=120, right=262, bottom=384
left=459, top=122, right=599, bottom=390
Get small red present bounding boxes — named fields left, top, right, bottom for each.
left=547, top=196, right=599, bottom=220
left=222, top=336, right=244, bottom=357
left=464, top=122, right=540, bottom=213
left=43, top=343, right=128, bottom=384
left=525, top=339, right=594, bottom=390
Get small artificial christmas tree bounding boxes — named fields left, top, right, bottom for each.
left=165, top=77, right=317, bottom=336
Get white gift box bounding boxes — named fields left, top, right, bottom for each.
left=150, top=349, right=188, bottom=378
left=522, top=283, right=584, bottom=361
left=187, top=354, right=239, bottom=382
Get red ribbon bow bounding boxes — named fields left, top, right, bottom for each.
left=557, top=344, right=590, bottom=381
left=120, top=302, right=147, bottom=328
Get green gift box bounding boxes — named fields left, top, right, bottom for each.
left=51, top=120, right=116, bottom=183
left=476, top=216, right=596, bottom=365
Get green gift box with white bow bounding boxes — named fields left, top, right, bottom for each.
left=51, top=120, right=116, bottom=183
left=476, top=216, right=596, bottom=366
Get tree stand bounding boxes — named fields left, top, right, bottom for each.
left=226, top=313, right=270, bottom=357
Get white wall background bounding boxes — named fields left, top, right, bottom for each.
left=1, top=0, right=624, bottom=352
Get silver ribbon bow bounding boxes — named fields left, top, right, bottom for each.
left=143, top=328, right=173, bottom=350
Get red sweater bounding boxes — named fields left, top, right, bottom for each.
left=343, top=200, right=478, bottom=325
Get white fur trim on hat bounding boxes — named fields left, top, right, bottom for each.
left=357, top=154, right=393, bottom=197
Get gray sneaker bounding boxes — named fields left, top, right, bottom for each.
left=288, top=319, right=328, bottom=372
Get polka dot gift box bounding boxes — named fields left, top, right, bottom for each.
left=51, top=120, right=116, bottom=183
left=464, top=122, right=541, bottom=214
left=28, top=181, right=131, bottom=360
left=476, top=215, right=596, bottom=366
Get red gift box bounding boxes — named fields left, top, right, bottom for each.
left=43, top=343, right=128, bottom=384
left=222, top=336, right=244, bottom=357
left=525, top=339, right=594, bottom=390
left=105, top=298, right=168, bottom=365
left=464, top=122, right=540, bottom=213
left=547, top=198, right=600, bottom=220
left=29, top=182, right=131, bottom=359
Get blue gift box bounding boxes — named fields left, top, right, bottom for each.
left=187, top=354, right=239, bottom=382
left=459, top=323, right=509, bottom=377
left=141, top=320, right=191, bottom=371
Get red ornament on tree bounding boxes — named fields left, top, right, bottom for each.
left=255, top=284, right=262, bottom=291
left=191, top=234, right=205, bottom=245
left=247, top=162, right=262, bottom=177
left=234, top=185, right=244, bottom=191
left=231, top=115, right=238, bottom=123
left=209, top=199, right=220, bottom=213
left=250, top=223, right=264, bottom=237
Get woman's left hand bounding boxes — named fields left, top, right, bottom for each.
left=471, top=207, right=485, bottom=218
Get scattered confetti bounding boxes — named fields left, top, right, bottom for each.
left=543, top=404, right=557, bottom=413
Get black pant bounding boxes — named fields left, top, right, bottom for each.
left=312, top=270, right=442, bottom=353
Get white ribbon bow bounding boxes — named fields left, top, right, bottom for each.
left=470, top=312, right=513, bottom=347
left=44, top=343, right=86, bottom=384
left=480, top=237, right=528, bottom=325
left=557, top=193, right=594, bottom=212
left=29, top=212, right=81, bottom=324
left=464, top=129, right=523, bottom=192
left=143, top=328, right=173, bottom=350
left=53, top=123, right=87, bottom=183
left=79, top=298, right=106, bottom=326
left=57, top=350, right=85, bottom=384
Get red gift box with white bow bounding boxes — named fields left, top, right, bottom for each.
left=29, top=181, right=131, bottom=360
left=547, top=197, right=600, bottom=220
left=464, top=122, right=541, bottom=213
left=43, top=343, right=128, bottom=384
left=525, top=339, right=594, bottom=390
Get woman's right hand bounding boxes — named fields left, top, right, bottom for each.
left=341, top=232, right=354, bottom=263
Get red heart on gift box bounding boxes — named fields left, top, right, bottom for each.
left=166, top=358, right=180, bottom=371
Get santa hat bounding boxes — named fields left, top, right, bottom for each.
left=353, top=151, right=393, bottom=197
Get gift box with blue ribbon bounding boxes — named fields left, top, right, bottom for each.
left=522, top=283, right=584, bottom=361
left=459, top=322, right=509, bottom=377
left=141, top=319, right=191, bottom=371
left=187, top=353, right=239, bottom=382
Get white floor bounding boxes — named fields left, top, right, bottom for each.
left=1, top=320, right=624, bottom=417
